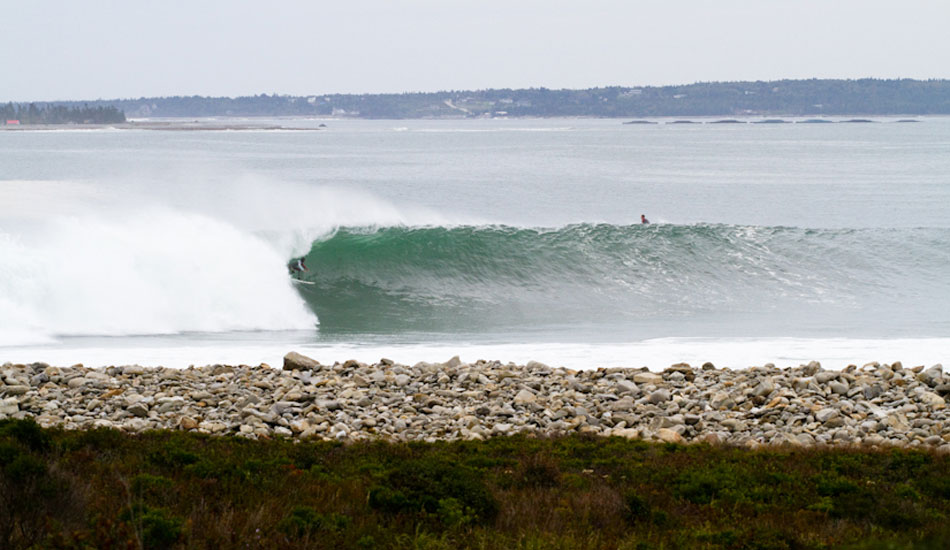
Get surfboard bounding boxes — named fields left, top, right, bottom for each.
left=292, top=279, right=316, bottom=286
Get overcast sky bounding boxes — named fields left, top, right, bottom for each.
left=3, top=0, right=950, bottom=102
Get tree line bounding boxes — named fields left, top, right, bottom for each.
left=6, top=79, right=950, bottom=120
left=1, top=103, right=126, bottom=124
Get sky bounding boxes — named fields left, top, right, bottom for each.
left=3, top=0, right=950, bottom=102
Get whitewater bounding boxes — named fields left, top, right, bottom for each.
left=2, top=117, right=949, bottom=369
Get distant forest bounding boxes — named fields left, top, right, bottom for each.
left=6, top=79, right=950, bottom=121
left=2, top=103, right=125, bottom=124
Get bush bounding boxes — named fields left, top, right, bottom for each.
left=0, top=418, right=51, bottom=452
left=515, top=455, right=561, bottom=489
left=673, top=466, right=738, bottom=505
left=148, top=441, right=199, bottom=469
left=279, top=506, right=350, bottom=539
left=368, top=457, right=498, bottom=526
left=140, top=507, right=184, bottom=550
left=132, top=473, right=174, bottom=505
left=122, top=505, right=183, bottom=550
left=0, top=421, right=76, bottom=549
left=622, top=491, right=651, bottom=524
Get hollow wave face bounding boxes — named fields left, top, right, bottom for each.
left=0, top=207, right=316, bottom=346
left=294, top=223, right=950, bottom=336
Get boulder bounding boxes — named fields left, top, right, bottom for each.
left=710, top=391, right=736, bottom=410
left=615, top=380, right=639, bottom=395
left=752, top=378, right=775, bottom=398
left=0, top=397, right=19, bottom=416
left=283, top=352, right=322, bottom=371
left=127, top=403, right=149, bottom=418
left=919, top=365, right=944, bottom=387
left=633, top=372, right=663, bottom=385
left=918, top=391, right=945, bottom=408
left=180, top=416, right=199, bottom=430
left=815, top=408, right=839, bottom=423
left=803, top=361, right=821, bottom=376
left=513, top=389, right=537, bottom=405
left=829, top=381, right=850, bottom=395
left=648, top=389, right=670, bottom=404
left=656, top=428, right=685, bottom=444
left=609, top=396, right=636, bottom=412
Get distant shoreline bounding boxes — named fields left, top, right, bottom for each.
left=0, top=119, right=326, bottom=131
left=0, top=115, right=933, bottom=132
left=9, top=79, right=950, bottom=120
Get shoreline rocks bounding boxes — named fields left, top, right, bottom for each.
left=1, top=354, right=948, bottom=451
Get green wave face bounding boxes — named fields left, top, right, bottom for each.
left=292, top=224, right=950, bottom=336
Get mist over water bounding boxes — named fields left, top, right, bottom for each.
left=2, top=118, right=949, bottom=368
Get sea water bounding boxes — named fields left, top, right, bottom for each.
left=1, top=117, right=949, bottom=369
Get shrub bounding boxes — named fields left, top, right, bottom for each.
left=368, top=457, right=498, bottom=526
left=622, top=491, right=651, bottom=524
left=279, top=506, right=350, bottom=538
left=132, top=473, right=174, bottom=505
left=0, top=424, right=76, bottom=549
left=140, top=507, right=184, bottom=550
left=814, top=474, right=858, bottom=497
left=673, top=466, right=738, bottom=505
left=122, top=505, right=184, bottom=550
left=0, top=418, right=51, bottom=452
left=436, top=497, right=477, bottom=528
left=515, top=455, right=561, bottom=489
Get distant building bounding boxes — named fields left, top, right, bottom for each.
left=5, top=120, right=19, bottom=125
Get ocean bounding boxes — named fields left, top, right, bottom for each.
left=1, top=117, right=949, bottom=370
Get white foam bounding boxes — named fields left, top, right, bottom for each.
left=0, top=174, right=458, bottom=346
left=0, top=207, right=316, bottom=344
left=287, top=338, right=949, bottom=371
left=4, top=336, right=946, bottom=372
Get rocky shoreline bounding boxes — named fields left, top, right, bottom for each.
left=2, top=352, right=948, bottom=450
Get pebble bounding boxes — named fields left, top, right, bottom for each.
left=0, top=355, right=946, bottom=448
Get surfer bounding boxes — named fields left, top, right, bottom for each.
left=288, top=257, right=308, bottom=275
left=641, top=214, right=650, bottom=224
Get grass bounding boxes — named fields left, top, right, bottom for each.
left=1, top=417, right=949, bottom=549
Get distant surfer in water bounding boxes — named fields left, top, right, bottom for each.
left=289, top=257, right=308, bottom=275
left=641, top=214, right=650, bottom=224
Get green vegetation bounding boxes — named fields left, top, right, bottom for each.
left=2, top=417, right=950, bottom=549
left=1, top=103, right=125, bottom=125
left=26, top=78, right=950, bottom=119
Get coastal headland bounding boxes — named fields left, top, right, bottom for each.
left=2, top=353, right=947, bottom=450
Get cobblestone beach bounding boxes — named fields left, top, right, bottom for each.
left=1, top=352, right=948, bottom=450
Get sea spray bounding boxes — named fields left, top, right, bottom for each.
left=0, top=175, right=460, bottom=345
left=0, top=207, right=316, bottom=344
